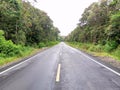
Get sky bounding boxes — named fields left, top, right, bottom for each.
left=29, top=0, right=98, bottom=36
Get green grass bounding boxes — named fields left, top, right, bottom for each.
left=0, top=41, right=59, bottom=66
left=67, top=42, right=120, bottom=61
left=0, top=30, right=60, bottom=66
left=38, top=41, right=59, bottom=48
left=0, top=47, right=37, bottom=66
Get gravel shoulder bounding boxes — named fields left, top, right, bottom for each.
left=96, top=56, right=120, bottom=69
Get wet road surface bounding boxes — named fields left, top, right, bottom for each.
left=0, top=42, right=120, bottom=90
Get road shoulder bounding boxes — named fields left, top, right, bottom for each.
left=68, top=44, right=120, bottom=74
left=0, top=47, right=48, bottom=73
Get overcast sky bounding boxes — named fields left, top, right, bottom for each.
left=29, top=0, right=98, bottom=36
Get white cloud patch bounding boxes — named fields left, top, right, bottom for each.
left=29, top=0, right=98, bottom=36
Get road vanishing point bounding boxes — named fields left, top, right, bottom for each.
left=0, top=42, right=120, bottom=90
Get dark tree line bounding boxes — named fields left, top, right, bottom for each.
left=66, top=0, right=120, bottom=47
left=0, top=0, right=60, bottom=46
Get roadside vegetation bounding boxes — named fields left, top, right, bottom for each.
left=0, top=0, right=60, bottom=66
left=66, top=0, right=120, bottom=61
left=68, top=42, right=120, bottom=61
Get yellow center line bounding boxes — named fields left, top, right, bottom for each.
left=56, top=64, right=61, bottom=82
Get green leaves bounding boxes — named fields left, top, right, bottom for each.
left=0, top=0, right=60, bottom=65
left=0, top=30, right=4, bottom=36
left=111, top=12, right=120, bottom=23
left=67, top=0, right=120, bottom=45
left=0, top=30, right=22, bottom=57
left=0, top=0, right=60, bottom=46
left=104, top=41, right=119, bottom=52
left=21, top=1, right=60, bottom=45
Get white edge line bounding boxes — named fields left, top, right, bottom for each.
left=0, top=55, right=37, bottom=75
left=82, top=53, right=120, bottom=76
left=56, top=64, right=61, bottom=82
left=70, top=46, right=120, bottom=77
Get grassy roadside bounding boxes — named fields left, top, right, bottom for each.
left=0, top=47, right=38, bottom=66
left=0, top=41, right=59, bottom=67
left=67, top=42, right=120, bottom=61
left=0, top=30, right=60, bottom=67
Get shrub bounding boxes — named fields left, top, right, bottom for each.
left=0, top=30, right=23, bottom=57
left=113, top=49, right=120, bottom=60
left=38, top=42, right=46, bottom=48
left=45, top=41, right=59, bottom=47
left=104, top=41, right=118, bottom=52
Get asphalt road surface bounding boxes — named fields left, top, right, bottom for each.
left=0, top=42, right=120, bottom=90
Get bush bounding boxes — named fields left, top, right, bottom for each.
left=104, top=41, right=118, bottom=52
left=38, top=42, right=46, bottom=48
left=0, top=30, right=23, bottom=57
left=45, top=41, right=59, bottom=47
left=113, top=48, right=120, bottom=60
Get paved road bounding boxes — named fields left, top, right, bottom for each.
left=0, top=42, right=120, bottom=90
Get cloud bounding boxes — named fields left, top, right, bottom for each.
left=29, top=0, right=98, bottom=36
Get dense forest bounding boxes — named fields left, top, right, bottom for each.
left=0, top=0, right=60, bottom=64
left=66, top=0, right=120, bottom=60
left=0, top=0, right=60, bottom=45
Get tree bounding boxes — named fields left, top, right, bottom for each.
left=0, top=0, right=60, bottom=46
left=67, top=0, right=120, bottom=46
